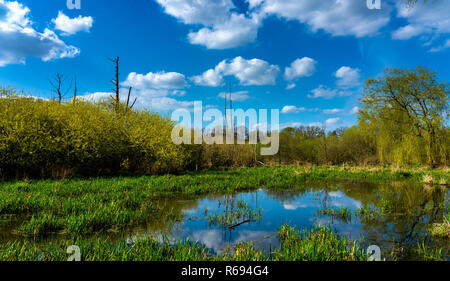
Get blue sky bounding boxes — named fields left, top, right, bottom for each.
left=1, top=0, right=450, bottom=130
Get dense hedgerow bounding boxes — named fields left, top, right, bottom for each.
left=0, top=88, right=187, bottom=178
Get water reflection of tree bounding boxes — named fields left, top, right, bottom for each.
left=356, top=182, right=448, bottom=259
left=141, top=197, right=201, bottom=234
left=213, top=193, right=263, bottom=243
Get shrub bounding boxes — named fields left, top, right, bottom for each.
left=0, top=89, right=186, bottom=178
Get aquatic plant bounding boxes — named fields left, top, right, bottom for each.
left=206, top=199, right=262, bottom=228
left=316, top=207, right=352, bottom=223
left=416, top=242, right=445, bottom=261
left=275, top=225, right=366, bottom=261
left=0, top=224, right=367, bottom=261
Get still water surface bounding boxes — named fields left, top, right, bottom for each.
left=0, top=180, right=448, bottom=260
left=130, top=181, right=449, bottom=260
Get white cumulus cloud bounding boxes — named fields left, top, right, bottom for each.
left=325, top=117, right=342, bottom=128
left=323, top=108, right=344, bottom=115
left=0, top=0, right=80, bottom=66
left=156, top=0, right=262, bottom=49
left=218, top=90, right=250, bottom=102
left=52, top=11, right=93, bottom=36
left=281, top=105, right=306, bottom=114
left=259, top=0, right=391, bottom=38
left=156, top=0, right=233, bottom=25
left=79, top=88, right=194, bottom=111
left=79, top=69, right=194, bottom=111
left=308, top=85, right=353, bottom=99
left=188, top=13, right=260, bottom=49
left=193, top=56, right=280, bottom=87
left=335, top=66, right=361, bottom=88
left=286, top=83, right=296, bottom=90
left=191, top=68, right=224, bottom=87
left=392, top=1, right=450, bottom=52
left=157, top=0, right=394, bottom=49
left=350, top=106, right=359, bottom=114
left=284, top=57, right=317, bottom=81
left=122, top=71, right=188, bottom=90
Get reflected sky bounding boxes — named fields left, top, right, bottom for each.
left=125, top=181, right=448, bottom=260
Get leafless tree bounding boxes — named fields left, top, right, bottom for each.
left=109, top=56, right=137, bottom=112
left=126, top=86, right=137, bottom=111
left=109, top=56, right=120, bottom=109
left=73, top=75, right=78, bottom=101
left=49, top=73, right=71, bottom=103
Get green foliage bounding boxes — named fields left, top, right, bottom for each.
left=275, top=225, right=366, bottom=261
left=261, top=66, right=449, bottom=168
left=272, top=126, right=323, bottom=164
left=2, top=65, right=450, bottom=181
left=0, top=91, right=187, bottom=178
left=416, top=242, right=445, bottom=261
left=207, top=199, right=262, bottom=228
left=360, top=66, right=449, bottom=167
left=316, top=207, right=352, bottom=223
left=198, top=143, right=255, bottom=168
left=1, top=165, right=446, bottom=237
left=0, top=225, right=366, bottom=261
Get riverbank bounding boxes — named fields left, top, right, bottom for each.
left=0, top=225, right=367, bottom=261
left=0, top=165, right=448, bottom=261
left=0, top=165, right=448, bottom=236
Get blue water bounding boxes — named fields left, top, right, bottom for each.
left=128, top=181, right=449, bottom=260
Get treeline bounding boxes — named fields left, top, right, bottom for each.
left=267, top=67, right=450, bottom=167
left=0, top=66, right=448, bottom=179
left=0, top=88, right=258, bottom=178
left=266, top=123, right=449, bottom=166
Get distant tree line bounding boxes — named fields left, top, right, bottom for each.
left=0, top=66, right=448, bottom=179
left=262, top=67, right=449, bottom=167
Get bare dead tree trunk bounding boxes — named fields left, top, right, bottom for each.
left=109, top=57, right=120, bottom=110
left=126, top=86, right=137, bottom=112
left=126, top=86, right=131, bottom=107
left=49, top=73, right=69, bottom=104
left=229, top=88, right=233, bottom=130
left=224, top=85, right=228, bottom=130
left=73, top=75, right=78, bottom=102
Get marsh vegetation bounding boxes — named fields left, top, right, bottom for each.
left=0, top=166, right=448, bottom=261
left=0, top=66, right=448, bottom=261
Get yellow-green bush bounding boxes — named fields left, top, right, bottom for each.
left=0, top=88, right=186, bottom=178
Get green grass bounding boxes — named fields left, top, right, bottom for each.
left=0, top=225, right=366, bottom=261
left=274, top=224, right=366, bottom=261
left=429, top=213, right=449, bottom=238
left=0, top=165, right=448, bottom=237
left=207, top=199, right=262, bottom=228
left=316, top=207, right=352, bottom=223
left=416, top=242, right=446, bottom=261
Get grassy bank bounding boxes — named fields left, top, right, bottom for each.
left=0, top=165, right=448, bottom=237
left=0, top=225, right=366, bottom=261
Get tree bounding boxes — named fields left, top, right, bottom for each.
left=73, top=75, right=78, bottom=101
left=109, top=56, right=136, bottom=112
left=49, top=73, right=71, bottom=103
left=109, top=57, right=121, bottom=110
left=361, top=66, right=449, bottom=168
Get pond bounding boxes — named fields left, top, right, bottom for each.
left=0, top=180, right=448, bottom=261
left=127, top=180, right=449, bottom=261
